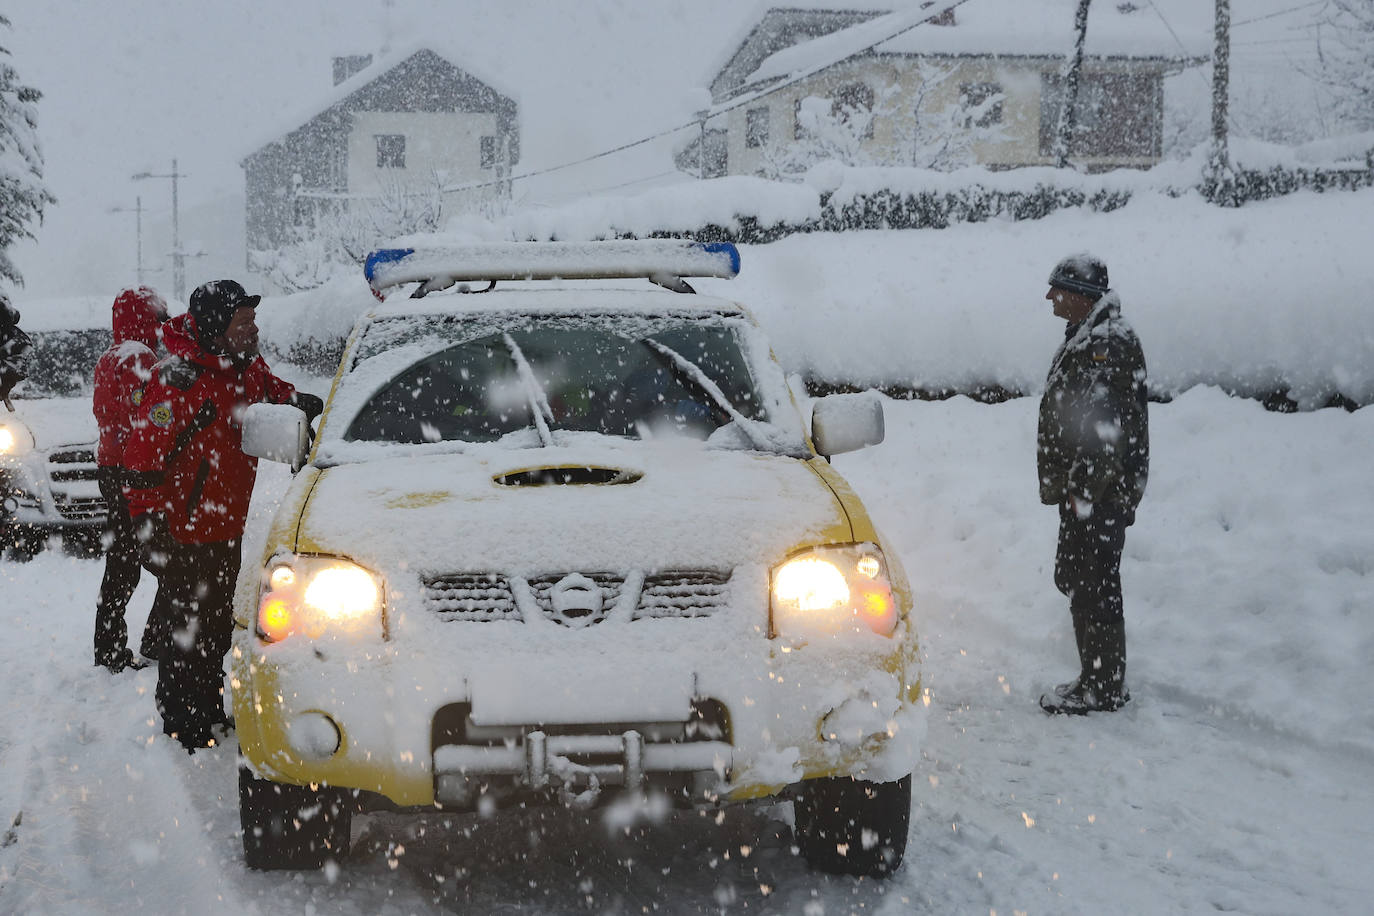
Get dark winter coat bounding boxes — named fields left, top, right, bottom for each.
left=92, top=287, right=166, bottom=467
left=123, top=313, right=297, bottom=544
left=0, top=296, right=31, bottom=400
left=1037, top=291, right=1149, bottom=520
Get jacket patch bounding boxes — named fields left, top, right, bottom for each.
left=148, top=401, right=174, bottom=429
left=131, top=387, right=145, bottom=406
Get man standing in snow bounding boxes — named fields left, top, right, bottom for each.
left=123, top=280, right=322, bottom=751
left=1036, top=254, right=1149, bottom=716
left=91, top=286, right=171, bottom=672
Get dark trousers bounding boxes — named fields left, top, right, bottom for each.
left=132, top=512, right=176, bottom=658
left=155, top=537, right=241, bottom=748
left=94, top=469, right=163, bottom=664
left=1054, top=502, right=1130, bottom=698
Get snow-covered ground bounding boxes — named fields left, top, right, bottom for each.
left=2, top=385, right=1370, bottom=914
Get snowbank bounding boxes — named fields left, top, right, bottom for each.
left=258, top=181, right=1374, bottom=408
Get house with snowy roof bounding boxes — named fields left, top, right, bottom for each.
left=241, top=46, right=519, bottom=255
left=705, top=0, right=1207, bottom=176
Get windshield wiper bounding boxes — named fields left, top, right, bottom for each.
left=640, top=337, right=775, bottom=452
left=501, top=332, right=555, bottom=448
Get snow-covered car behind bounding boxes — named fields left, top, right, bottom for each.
left=232, top=241, right=924, bottom=877
left=1, top=298, right=110, bottom=559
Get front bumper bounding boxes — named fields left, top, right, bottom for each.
left=233, top=594, right=923, bottom=808
left=1, top=445, right=106, bottom=532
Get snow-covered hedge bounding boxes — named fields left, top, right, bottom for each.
left=258, top=171, right=1374, bottom=411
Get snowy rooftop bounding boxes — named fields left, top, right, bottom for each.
left=736, top=0, right=1210, bottom=96
left=240, top=41, right=519, bottom=162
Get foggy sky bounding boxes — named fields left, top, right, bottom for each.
left=5, top=0, right=1322, bottom=299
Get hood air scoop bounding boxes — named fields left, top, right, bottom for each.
left=494, top=466, right=643, bottom=487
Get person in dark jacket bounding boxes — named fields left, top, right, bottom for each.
left=1036, top=253, right=1149, bottom=716
left=0, top=292, right=31, bottom=408
left=123, top=280, right=322, bottom=751
left=91, top=286, right=170, bottom=672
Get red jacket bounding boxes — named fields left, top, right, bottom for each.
left=123, top=314, right=296, bottom=544
left=92, top=287, right=166, bottom=467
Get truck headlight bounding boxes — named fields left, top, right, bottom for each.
left=257, top=555, right=385, bottom=643
left=770, top=544, right=898, bottom=639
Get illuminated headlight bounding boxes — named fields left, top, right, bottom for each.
left=257, top=555, right=385, bottom=643
left=0, top=422, right=33, bottom=457
left=771, top=544, right=898, bottom=639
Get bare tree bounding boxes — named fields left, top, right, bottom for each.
left=1311, top=0, right=1374, bottom=132
left=758, top=65, right=1005, bottom=177
left=252, top=174, right=446, bottom=293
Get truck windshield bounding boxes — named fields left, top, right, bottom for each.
left=345, top=318, right=768, bottom=446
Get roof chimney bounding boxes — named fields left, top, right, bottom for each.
left=332, top=54, right=373, bottom=86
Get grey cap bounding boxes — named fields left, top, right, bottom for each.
left=1048, top=253, right=1109, bottom=298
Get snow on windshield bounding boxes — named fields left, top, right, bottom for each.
left=316, top=308, right=808, bottom=462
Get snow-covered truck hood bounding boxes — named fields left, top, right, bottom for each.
left=3, top=397, right=97, bottom=449
left=294, top=443, right=849, bottom=574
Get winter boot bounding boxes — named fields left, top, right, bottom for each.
left=1039, top=681, right=1129, bottom=716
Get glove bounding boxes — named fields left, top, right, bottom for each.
left=188, top=398, right=218, bottom=433
left=290, top=391, right=324, bottom=422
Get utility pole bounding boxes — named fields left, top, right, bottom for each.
left=1210, top=0, right=1232, bottom=177
left=697, top=111, right=708, bottom=180
left=109, top=196, right=145, bottom=284
left=1054, top=0, right=1093, bottom=169
left=132, top=158, right=187, bottom=301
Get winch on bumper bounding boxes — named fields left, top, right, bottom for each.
left=430, top=699, right=733, bottom=810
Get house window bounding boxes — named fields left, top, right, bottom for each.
left=960, top=82, right=1004, bottom=128
left=1039, top=72, right=1161, bottom=158
left=480, top=135, right=499, bottom=169
left=794, top=84, right=876, bottom=139
left=832, top=83, right=876, bottom=139
left=745, top=107, right=770, bottom=148
left=376, top=134, right=406, bottom=168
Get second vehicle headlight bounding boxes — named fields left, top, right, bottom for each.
left=771, top=544, right=899, bottom=639
left=257, top=555, right=385, bottom=643
left=0, top=421, right=34, bottom=457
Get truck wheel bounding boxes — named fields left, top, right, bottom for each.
left=6, top=531, right=42, bottom=562
left=794, top=773, right=911, bottom=877
left=239, top=765, right=353, bottom=870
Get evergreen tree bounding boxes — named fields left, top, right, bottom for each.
left=0, top=14, right=56, bottom=286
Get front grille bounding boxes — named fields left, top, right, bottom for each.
left=422, top=573, right=520, bottom=622
left=634, top=571, right=731, bottom=619
left=54, top=496, right=107, bottom=521
left=423, top=569, right=732, bottom=625
left=46, top=445, right=105, bottom=521
left=529, top=573, right=622, bottom=627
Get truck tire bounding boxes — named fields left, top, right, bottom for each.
left=239, top=765, right=353, bottom=870
left=794, top=773, right=911, bottom=877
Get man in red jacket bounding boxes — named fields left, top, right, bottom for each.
left=91, top=286, right=169, bottom=672
left=124, top=279, right=322, bottom=751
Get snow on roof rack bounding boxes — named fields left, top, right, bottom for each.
left=364, top=240, right=740, bottom=300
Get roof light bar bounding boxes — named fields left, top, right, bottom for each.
left=364, top=240, right=740, bottom=299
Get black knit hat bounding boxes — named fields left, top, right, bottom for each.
left=1048, top=253, right=1109, bottom=298
left=189, top=280, right=261, bottom=344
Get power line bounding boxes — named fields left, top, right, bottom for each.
left=442, top=0, right=971, bottom=196
left=1232, top=0, right=1325, bottom=29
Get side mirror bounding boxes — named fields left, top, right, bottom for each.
left=811, top=392, right=884, bottom=457
left=242, top=402, right=310, bottom=472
